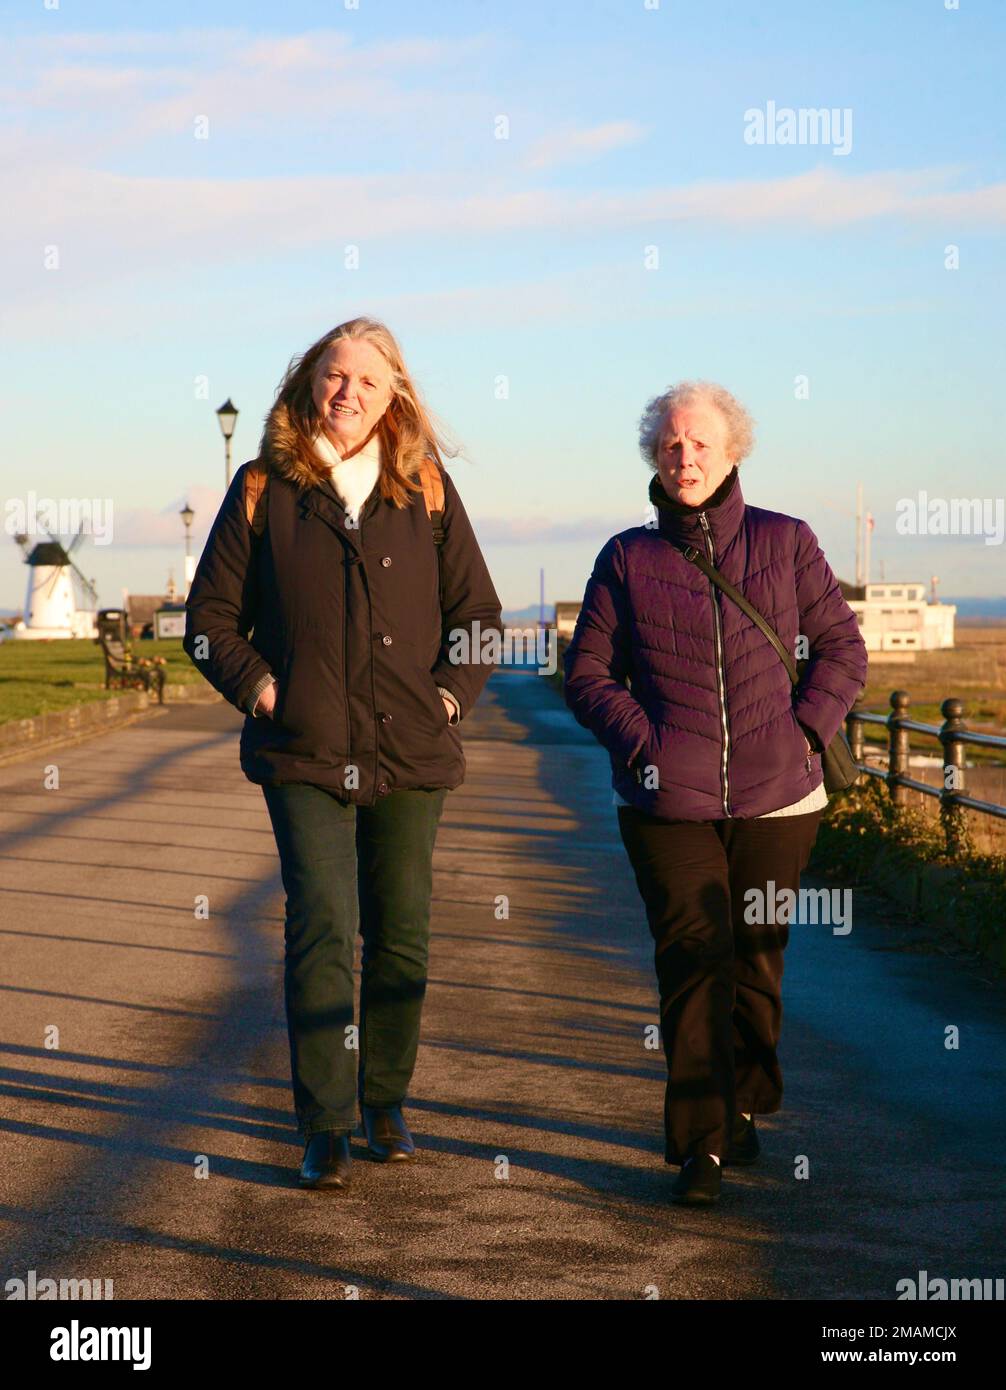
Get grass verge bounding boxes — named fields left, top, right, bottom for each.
left=0, top=638, right=200, bottom=723
left=811, top=777, right=1006, bottom=970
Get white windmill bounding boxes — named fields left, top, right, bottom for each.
left=9, top=529, right=99, bottom=640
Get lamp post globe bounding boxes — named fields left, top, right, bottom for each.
left=216, top=398, right=239, bottom=488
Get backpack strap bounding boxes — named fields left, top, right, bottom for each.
left=415, top=455, right=445, bottom=545
left=243, top=456, right=445, bottom=546
left=243, top=464, right=269, bottom=538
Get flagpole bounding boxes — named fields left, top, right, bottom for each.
left=855, top=482, right=863, bottom=587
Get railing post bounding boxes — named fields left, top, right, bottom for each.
left=887, top=690, right=910, bottom=807
left=939, top=697, right=969, bottom=857
left=846, top=692, right=865, bottom=763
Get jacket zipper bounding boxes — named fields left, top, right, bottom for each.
left=354, top=504, right=380, bottom=800
left=699, top=512, right=731, bottom=817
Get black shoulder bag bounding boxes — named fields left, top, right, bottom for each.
left=679, top=545, right=860, bottom=794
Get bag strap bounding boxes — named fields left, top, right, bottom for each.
left=242, top=457, right=445, bottom=545
left=415, top=456, right=445, bottom=546
left=244, top=464, right=269, bottom=537
left=416, top=457, right=446, bottom=613
left=679, top=544, right=799, bottom=686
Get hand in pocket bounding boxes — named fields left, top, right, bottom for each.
left=629, top=724, right=656, bottom=778
left=253, top=680, right=278, bottom=719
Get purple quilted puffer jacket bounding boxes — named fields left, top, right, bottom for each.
left=563, top=467, right=868, bottom=820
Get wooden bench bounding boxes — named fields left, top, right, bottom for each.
left=98, top=635, right=166, bottom=704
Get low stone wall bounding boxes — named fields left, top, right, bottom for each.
left=162, top=682, right=223, bottom=703
left=0, top=682, right=222, bottom=762
left=0, top=692, right=152, bottom=757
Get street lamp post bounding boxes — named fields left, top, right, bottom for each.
left=180, top=502, right=195, bottom=596
left=216, top=398, right=239, bottom=489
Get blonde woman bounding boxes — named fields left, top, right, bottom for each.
left=185, top=318, right=502, bottom=1189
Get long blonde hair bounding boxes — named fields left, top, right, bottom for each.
left=267, top=316, right=451, bottom=508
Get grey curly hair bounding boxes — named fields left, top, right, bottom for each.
left=638, top=381, right=756, bottom=468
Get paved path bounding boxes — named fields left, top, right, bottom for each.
left=0, top=671, right=1003, bottom=1299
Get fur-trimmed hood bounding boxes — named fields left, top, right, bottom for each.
left=259, top=399, right=347, bottom=491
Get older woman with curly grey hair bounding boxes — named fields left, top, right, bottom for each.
left=564, top=381, right=867, bottom=1205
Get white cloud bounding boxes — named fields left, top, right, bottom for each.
left=5, top=163, right=1002, bottom=297
left=3, top=26, right=1004, bottom=345
left=524, top=120, right=647, bottom=170
left=105, top=485, right=227, bottom=547
left=5, top=24, right=1004, bottom=280
left=1, top=27, right=492, bottom=137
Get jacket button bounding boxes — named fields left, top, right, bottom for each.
left=382, top=634, right=393, bottom=646
left=377, top=781, right=390, bottom=795
left=378, top=711, right=392, bottom=723
left=381, top=555, right=392, bottom=567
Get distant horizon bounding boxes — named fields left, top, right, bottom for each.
left=4, top=594, right=1006, bottom=626
left=503, top=596, right=1006, bottom=622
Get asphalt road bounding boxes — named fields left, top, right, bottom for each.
left=0, top=670, right=1003, bottom=1300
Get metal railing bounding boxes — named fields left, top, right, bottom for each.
left=846, top=690, right=1006, bottom=855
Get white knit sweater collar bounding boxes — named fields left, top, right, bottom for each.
left=312, top=428, right=381, bottom=524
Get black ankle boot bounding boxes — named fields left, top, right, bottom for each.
left=724, top=1114, right=760, bottom=1166
left=298, top=1130, right=352, bottom=1189
left=670, top=1154, right=721, bottom=1205
left=360, top=1103, right=416, bottom=1162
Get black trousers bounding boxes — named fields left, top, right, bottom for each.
left=617, top=805, right=823, bottom=1165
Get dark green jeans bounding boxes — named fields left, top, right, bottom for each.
left=262, top=782, right=447, bottom=1137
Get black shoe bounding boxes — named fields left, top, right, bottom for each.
left=724, top=1113, right=760, bottom=1167
left=670, top=1154, right=722, bottom=1205
left=298, top=1131, right=352, bottom=1189
left=361, top=1103, right=416, bottom=1162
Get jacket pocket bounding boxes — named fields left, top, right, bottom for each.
left=627, top=724, right=657, bottom=784
left=416, top=664, right=451, bottom=733
left=787, top=706, right=815, bottom=775
left=272, top=646, right=325, bottom=744
left=270, top=653, right=290, bottom=728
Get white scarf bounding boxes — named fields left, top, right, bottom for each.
left=312, top=428, right=382, bottom=525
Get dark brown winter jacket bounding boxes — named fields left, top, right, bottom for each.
left=183, top=402, right=503, bottom=803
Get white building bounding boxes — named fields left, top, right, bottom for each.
left=847, top=582, right=955, bottom=654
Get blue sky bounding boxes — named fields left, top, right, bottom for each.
left=1, top=0, right=1004, bottom=612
